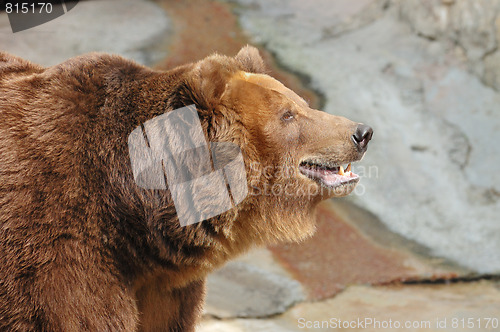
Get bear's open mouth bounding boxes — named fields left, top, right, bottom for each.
left=298, top=160, right=360, bottom=190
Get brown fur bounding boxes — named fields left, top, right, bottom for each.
left=0, top=46, right=367, bottom=331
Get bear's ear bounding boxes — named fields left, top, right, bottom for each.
left=180, top=47, right=265, bottom=110
left=183, top=56, right=232, bottom=111
left=235, top=45, right=266, bottom=74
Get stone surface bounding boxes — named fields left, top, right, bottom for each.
left=269, top=201, right=461, bottom=300
left=200, top=280, right=500, bottom=331
left=0, top=0, right=171, bottom=66
left=284, top=281, right=500, bottom=331
left=227, top=0, right=389, bottom=49
left=205, top=260, right=304, bottom=318
left=399, top=0, right=500, bottom=60
left=484, top=46, right=500, bottom=91
left=224, top=0, right=500, bottom=274
left=398, top=0, right=450, bottom=41
left=198, top=317, right=295, bottom=332
left=444, top=0, right=500, bottom=62
left=398, top=0, right=500, bottom=91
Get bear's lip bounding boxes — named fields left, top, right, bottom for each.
left=298, top=160, right=360, bottom=190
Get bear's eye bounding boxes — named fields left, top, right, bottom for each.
left=281, top=110, right=295, bottom=122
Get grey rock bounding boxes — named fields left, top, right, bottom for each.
left=200, top=281, right=500, bottom=331
left=226, top=0, right=388, bottom=46
left=284, top=282, right=500, bottom=328
left=398, top=0, right=500, bottom=91
left=0, top=0, right=171, bottom=66
left=205, top=262, right=304, bottom=319
left=449, top=0, right=500, bottom=61
left=399, top=0, right=500, bottom=61
left=484, top=51, right=500, bottom=91
left=226, top=0, right=500, bottom=273
left=398, top=0, right=449, bottom=40
left=199, top=318, right=298, bottom=332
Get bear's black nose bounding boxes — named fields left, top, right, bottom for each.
left=352, top=124, right=373, bottom=150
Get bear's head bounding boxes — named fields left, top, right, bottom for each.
left=159, top=46, right=373, bottom=245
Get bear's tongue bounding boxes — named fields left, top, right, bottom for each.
left=299, top=163, right=359, bottom=187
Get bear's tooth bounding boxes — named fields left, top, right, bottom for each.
left=346, top=163, right=351, bottom=172
left=338, top=165, right=345, bottom=176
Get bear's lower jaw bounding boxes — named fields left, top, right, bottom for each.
left=322, top=177, right=360, bottom=197
left=298, top=162, right=360, bottom=196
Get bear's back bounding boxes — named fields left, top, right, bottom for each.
left=0, top=52, right=44, bottom=78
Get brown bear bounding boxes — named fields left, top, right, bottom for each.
left=0, top=46, right=372, bottom=331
